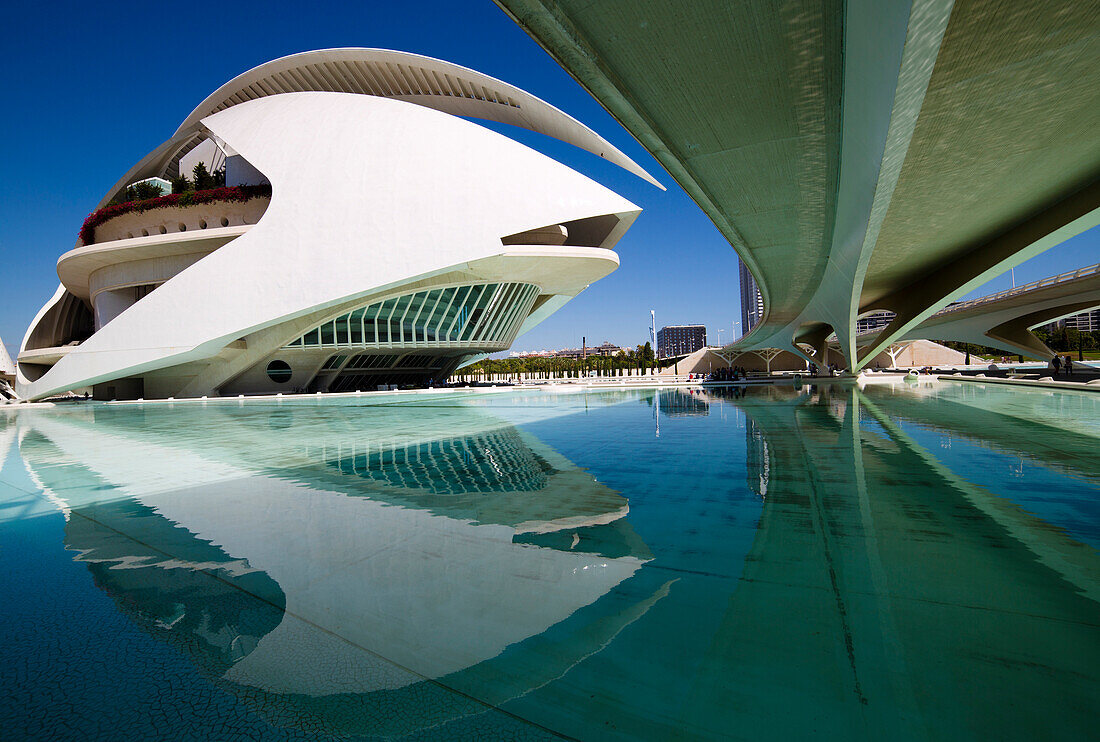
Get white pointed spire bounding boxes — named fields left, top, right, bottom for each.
left=0, top=336, right=15, bottom=377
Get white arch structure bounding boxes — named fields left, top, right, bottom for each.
left=17, top=49, right=656, bottom=401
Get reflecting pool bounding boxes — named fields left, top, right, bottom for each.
left=1, top=381, right=1097, bottom=740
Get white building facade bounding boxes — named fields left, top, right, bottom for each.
left=17, top=49, right=654, bottom=400
left=0, top=336, right=15, bottom=399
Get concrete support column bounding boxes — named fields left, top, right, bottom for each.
left=93, top=288, right=137, bottom=331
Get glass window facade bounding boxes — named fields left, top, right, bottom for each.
left=286, top=283, right=540, bottom=349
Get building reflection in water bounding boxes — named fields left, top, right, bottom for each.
left=12, top=403, right=661, bottom=737
left=744, top=417, right=770, bottom=500
left=657, top=386, right=767, bottom=499
left=655, top=389, right=711, bottom=417
left=5, top=380, right=1098, bottom=740
left=686, top=380, right=1100, bottom=740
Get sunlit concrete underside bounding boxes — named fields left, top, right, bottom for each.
left=496, top=0, right=1100, bottom=369
left=889, top=263, right=1100, bottom=359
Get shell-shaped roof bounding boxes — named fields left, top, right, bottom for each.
left=176, top=48, right=660, bottom=187
left=91, top=48, right=661, bottom=213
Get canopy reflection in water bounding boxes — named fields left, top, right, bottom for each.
left=7, top=398, right=660, bottom=737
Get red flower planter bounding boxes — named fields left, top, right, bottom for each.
left=79, top=185, right=272, bottom=245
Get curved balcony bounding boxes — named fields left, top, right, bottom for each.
left=80, top=188, right=270, bottom=246
left=58, top=189, right=271, bottom=303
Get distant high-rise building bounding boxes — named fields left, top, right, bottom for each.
left=855, top=310, right=896, bottom=334
left=657, top=325, right=706, bottom=359
left=738, top=258, right=764, bottom=336
left=1040, top=308, right=1100, bottom=333
left=1065, top=308, right=1100, bottom=332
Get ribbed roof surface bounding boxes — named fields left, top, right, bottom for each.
left=175, top=48, right=659, bottom=187
left=92, top=48, right=660, bottom=213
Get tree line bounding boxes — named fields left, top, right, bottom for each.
left=939, top=325, right=1099, bottom=361
left=1034, top=326, right=1099, bottom=354
left=463, top=342, right=659, bottom=377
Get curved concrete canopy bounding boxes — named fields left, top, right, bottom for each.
left=496, top=0, right=1100, bottom=369
left=892, top=263, right=1100, bottom=360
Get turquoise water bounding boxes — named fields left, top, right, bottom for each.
left=1, top=381, right=1097, bottom=740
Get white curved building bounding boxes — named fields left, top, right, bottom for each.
left=17, top=49, right=653, bottom=401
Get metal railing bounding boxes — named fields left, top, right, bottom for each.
left=935, top=262, right=1100, bottom=315
left=848, top=262, right=1100, bottom=340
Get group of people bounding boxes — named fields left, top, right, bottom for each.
left=1051, top=355, right=1076, bottom=377
left=806, top=362, right=841, bottom=377
left=706, top=366, right=749, bottom=382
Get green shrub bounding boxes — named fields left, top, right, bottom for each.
left=170, top=174, right=192, bottom=193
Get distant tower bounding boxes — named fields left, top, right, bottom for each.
left=738, top=258, right=764, bottom=335
left=650, top=310, right=657, bottom=350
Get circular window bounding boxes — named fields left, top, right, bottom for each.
left=220, top=217, right=230, bottom=227
left=266, top=360, right=292, bottom=383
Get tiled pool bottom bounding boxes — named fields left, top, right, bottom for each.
left=0, top=381, right=1097, bottom=741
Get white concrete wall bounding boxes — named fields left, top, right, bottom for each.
left=218, top=350, right=330, bottom=396
left=225, top=155, right=269, bottom=187
left=883, top=339, right=969, bottom=368
left=89, top=253, right=204, bottom=306
left=21, top=92, right=639, bottom=400
left=93, top=288, right=137, bottom=331
left=0, top=336, right=14, bottom=376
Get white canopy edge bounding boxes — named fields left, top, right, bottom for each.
left=176, top=48, right=661, bottom=188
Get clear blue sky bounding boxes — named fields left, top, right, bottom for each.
left=1, top=1, right=1096, bottom=361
